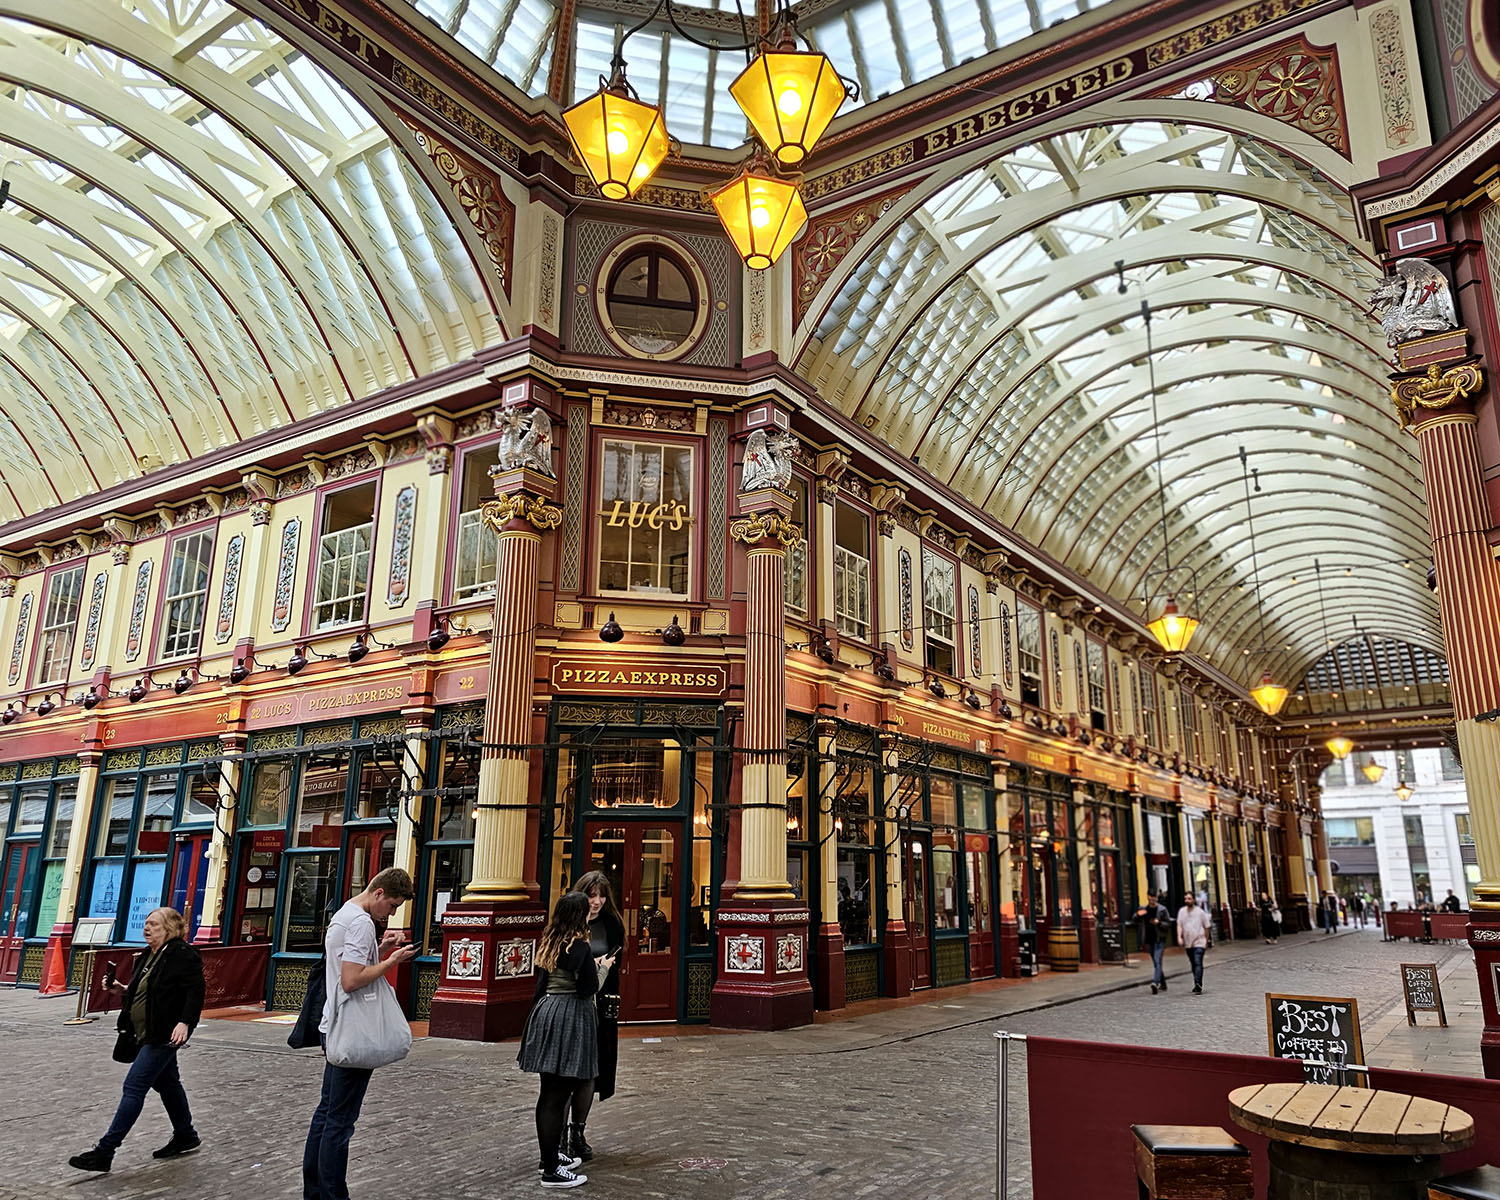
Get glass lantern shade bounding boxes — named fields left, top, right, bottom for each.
left=1360, top=758, right=1386, bottom=784
left=1146, top=599, right=1198, bottom=654
left=562, top=83, right=671, bottom=200
left=1394, top=779, right=1415, bottom=802
left=729, top=47, right=848, bottom=166
left=1249, top=674, right=1288, bottom=716
left=1325, top=735, right=1354, bottom=760
left=708, top=164, right=808, bottom=269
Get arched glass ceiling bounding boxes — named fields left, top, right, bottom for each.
left=400, top=0, right=1103, bottom=148
left=1282, top=637, right=1451, bottom=719
left=800, top=119, right=1440, bottom=687
left=0, top=0, right=502, bottom=524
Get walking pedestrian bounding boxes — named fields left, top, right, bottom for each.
left=1176, top=891, right=1212, bottom=995
left=302, top=867, right=417, bottom=1200
left=1258, top=891, right=1280, bottom=945
left=69, top=908, right=205, bottom=1172
left=1133, top=890, right=1172, bottom=994
left=519, top=891, right=605, bottom=1189
left=1352, top=892, right=1366, bottom=927
left=564, top=871, right=626, bottom=1163
left=1321, top=891, right=1339, bottom=934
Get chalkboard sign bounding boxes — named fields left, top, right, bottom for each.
left=1098, top=924, right=1126, bottom=963
left=1400, top=963, right=1447, bottom=1027
left=1265, top=993, right=1365, bottom=1085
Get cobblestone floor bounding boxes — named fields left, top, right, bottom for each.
left=0, top=926, right=1475, bottom=1200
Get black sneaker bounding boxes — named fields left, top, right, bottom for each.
left=1193, top=986, right=1203, bottom=994
left=540, top=1164, right=588, bottom=1189
left=154, top=1132, right=202, bottom=1159
left=1150, top=983, right=1158, bottom=995
left=538, top=1154, right=583, bottom=1174
left=68, top=1149, right=113, bottom=1173
left=1160, top=980, right=1168, bottom=991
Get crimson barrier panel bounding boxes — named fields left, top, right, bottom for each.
left=82, top=943, right=270, bottom=1013
left=1386, top=910, right=1426, bottom=940
left=1026, top=1037, right=1500, bottom=1199
left=1430, top=913, right=1471, bottom=941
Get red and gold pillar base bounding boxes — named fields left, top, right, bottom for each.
left=710, top=903, right=814, bottom=1030
left=812, top=922, right=844, bottom=1011
left=881, top=918, right=912, bottom=997
left=427, top=902, right=547, bottom=1040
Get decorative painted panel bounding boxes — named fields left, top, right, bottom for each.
left=967, top=585, right=982, bottom=676
left=124, top=560, right=153, bottom=663
left=1000, top=603, right=1013, bottom=689
left=76, top=572, right=107, bottom=673
left=494, top=938, right=534, bottom=977
left=215, top=534, right=244, bottom=644
left=271, top=518, right=300, bottom=634
left=559, top=403, right=587, bottom=592
left=386, top=485, right=417, bottom=608
left=725, top=934, right=765, bottom=972
left=792, top=184, right=916, bottom=329
left=899, top=548, right=914, bottom=651
left=1370, top=7, right=1417, bottom=149
left=7, top=592, right=32, bottom=686
left=1073, top=642, right=1085, bottom=714
left=707, top=420, right=728, bottom=600
left=776, top=932, right=804, bottom=974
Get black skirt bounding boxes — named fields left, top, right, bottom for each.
left=517, top=994, right=598, bottom=1079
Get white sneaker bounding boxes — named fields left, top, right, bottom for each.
left=540, top=1164, right=588, bottom=1189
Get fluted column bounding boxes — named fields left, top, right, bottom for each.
left=464, top=471, right=560, bottom=901
left=194, top=738, right=243, bottom=943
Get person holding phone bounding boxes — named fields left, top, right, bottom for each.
left=565, top=871, right=626, bottom=1162
left=69, top=907, right=204, bottom=1173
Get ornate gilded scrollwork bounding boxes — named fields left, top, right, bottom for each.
left=482, top=492, right=563, bottom=533
left=729, top=511, right=802, bottom=548
left=1391, top=361, right=1484, bottom=427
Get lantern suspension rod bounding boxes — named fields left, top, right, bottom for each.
left=1238, top=445, right=1269, bottom=655
left=1144, top=298, right=1171, bottom=576
left=609, top=0, right=758, bottom=70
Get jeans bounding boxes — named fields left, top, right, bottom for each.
left=303, top=1061, right=373, bottom=1200
left=1188, top=946, right=1205, bottom=989
left=98, top=1042, right=195, bottom=1153
left=1149, top=943, right=1165, bottom=986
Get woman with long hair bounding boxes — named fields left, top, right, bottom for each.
left=518, top=891, right=610, bottom=1189
left=564, top=870, right=626, bottom=1160
left=69, top=907, right=205, bottom=1172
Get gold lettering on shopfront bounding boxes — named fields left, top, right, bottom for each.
left=603, top=500, right=689, bottom=531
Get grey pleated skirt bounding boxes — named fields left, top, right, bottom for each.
left=517, top=993, right=598, bottom=1079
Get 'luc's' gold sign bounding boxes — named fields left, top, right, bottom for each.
left=603, top=500, right=689, bottom=530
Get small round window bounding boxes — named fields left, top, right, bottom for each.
left=604, top=247, right=699, bottom=356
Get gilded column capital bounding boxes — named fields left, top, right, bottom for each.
left=1391, top=361, right=1484, bottom=428
left=482, top=491, right=562, bottom=533
left=729, top=511, right=801, bottom=548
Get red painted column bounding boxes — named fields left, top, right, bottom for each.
left=429, top=461, right=560, bottom=1041
left=710, top=487, right=814, bottom=1029
left=1394, top=352, right=1500, bottom=1076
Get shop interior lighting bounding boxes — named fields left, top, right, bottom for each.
left=1325, top=735, right=1354, bottom=760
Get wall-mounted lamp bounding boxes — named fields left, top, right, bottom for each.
left=80, top=688, right=101, bottom=710
left=1, top=703, right=18, bottom=724
left=287, top=646, right=309, bottom=676
left=229, top=656, right=252, bottom=684
left=926, top=676, right=947, bottom=699
left=127, top=678, right=149, bottom=703
left=34, top=693, right=56, bottom=717
left=426, top=615, right=473, bottom=653
left=873, top=654, right=895, bottom=682
left=963, top=689, right=983, bottom=711
left=598, top=612, right=624, bottom=644
left=660, top=615, right=686, bottom=647
left=173, top=669, right=195, bottom=695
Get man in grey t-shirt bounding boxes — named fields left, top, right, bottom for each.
left=302, top=868, right=416, bottom=1200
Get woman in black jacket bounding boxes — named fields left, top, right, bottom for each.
left=69, top=907, right=205, bottom=1173
left=565, top=871, right=626, bottom=1161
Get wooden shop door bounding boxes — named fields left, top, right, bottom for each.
left=583, top=823, right=678, bottom=1022
left=0, top=840, right=39, bottom=984
left=902, top=833, right=932, bottom=990
left=170, top=834, right=212, bottom=942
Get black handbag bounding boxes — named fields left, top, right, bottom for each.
left=112, top=1028, right=140, bottom=1064
left=599, top=994, right=620, bottom=1021
left=287, top=956, right=327, bottom=1050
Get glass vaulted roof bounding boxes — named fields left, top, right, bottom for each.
left=0, top=1, right=503, bottom=524
left=402, top=0, right=1102, bottom=148
left=799, top=119, right=1441, bottom=691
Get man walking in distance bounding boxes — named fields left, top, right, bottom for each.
left=303, top=868, right=417, bottom=1200
left=1134, top=891, right=1172, bottom=995
left=1176, top=891, right=1212, bottom=995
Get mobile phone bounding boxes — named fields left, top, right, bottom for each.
left=102, top=961, right=117, bottom=986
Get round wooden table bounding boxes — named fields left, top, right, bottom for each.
left=1228, top=1082, right=1475, bottom=1200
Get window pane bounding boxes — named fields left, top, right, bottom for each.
left=48, top=784, right=77, bottom=857
left=282, top=853, right=338, bottom=953
left=245, top=761, right=292, bottom=827
left=36, top=565, right=85, bottom=684
left=597, top=440, right=694, bottom=598
left=98, top=777, right=136, bottom=855
left=294, top=755, right=348, bottom=848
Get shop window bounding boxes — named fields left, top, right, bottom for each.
left=1086, top=640, right=1107, bottom=730
left=784, top=475, right=810, bottom=618
left=137, top=774, right=176, bottom=847
left=47, top=785, right=76, bottom=858
left=158, top=530, right=214, bottom=661
left=293, top=751, right=349, bottom=848
left=454, top=444, right=501, bottom=601
left=832, top=500, right=870, bottom=641
left=282, top=853, right=338, bottom=953
left=1326, top=816, right=1375, bottom=846
left=835, top=759, right=876, bottom=946
left=245, top=760, right=292, bottom=827
left=922, top=549, right=956, bottom=676
left=34, top=564, right=84, bottom=686
left=604, top=246, right=698, bottom=356
left=1441, top=746, right=1464, bottom=781
left=933, top=832, right=960, bottom=930
left=14, top=785, right=46, bottom=834
left=785, top=753, right=810, bottom=900
left=597, top=439, right=694, bottom=598
left=313, top=481, right=377, bottom=629
left=423, top=845, right=473, bottom=954
left=1457, top=813, right=1475, bottom=845
left=97, top=777, right=136, bottom=856
left=1016, top=604, right=1042, bottom=707
left=930, top=777, right=957, bottom=828
left=182, top=771, right=217, bottom=823
left=0, top=791, right=11, bottom=836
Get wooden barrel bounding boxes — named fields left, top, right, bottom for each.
left=1046, top=925, right=1080, bottom=973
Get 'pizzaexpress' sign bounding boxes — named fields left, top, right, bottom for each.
left=550, top=658, right=728, bottom=697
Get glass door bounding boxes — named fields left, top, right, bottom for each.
left=582, top=823, right=679, bottom=1022
left=169, top=834, right=212, bottom=941
left=902, top=834, right=932, bottom=989
left=0, top=841, right=40, bottom=983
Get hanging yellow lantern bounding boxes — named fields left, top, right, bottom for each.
left=1146, top=598, right=1198, bottom=654
left=1325, top=735, right=1354, bottom=760
left=707, top=158, right=808, bottom=269
left=729, top=36, right=852, bottom=166
left=562, top=70, right=671, bottom=200
left=1393, top=778, right=1415, bottom=802
left=1360, top=757, right=1386, bottom=784
left=1249, top=673, right=1288, bottom=716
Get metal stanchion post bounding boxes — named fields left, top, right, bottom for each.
left=995, top=1032, right=1025, bottom=1200
left=64, top=948, right=97, bottom=1025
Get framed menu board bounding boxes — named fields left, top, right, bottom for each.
left=1400, top=963, right=1447, bottom=1027
left=1265, top=992, right=1365, bottom=1085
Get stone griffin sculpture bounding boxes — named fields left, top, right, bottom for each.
left=493, top=406, right=555, bottom=477
left=741, top=428, right=798, bottom=492
left=1369, top=258, right=1459, bottom=348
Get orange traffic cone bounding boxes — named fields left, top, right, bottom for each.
left=38, top=936, right=73, bottom=997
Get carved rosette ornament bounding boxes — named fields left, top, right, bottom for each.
left=1391, top=362, right=1484, bottom=428
left=729, top=511, right=801, bottom=548
left=482, top=492, right=562, bottom=533
left=0, top=578, right=13, bottom=599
